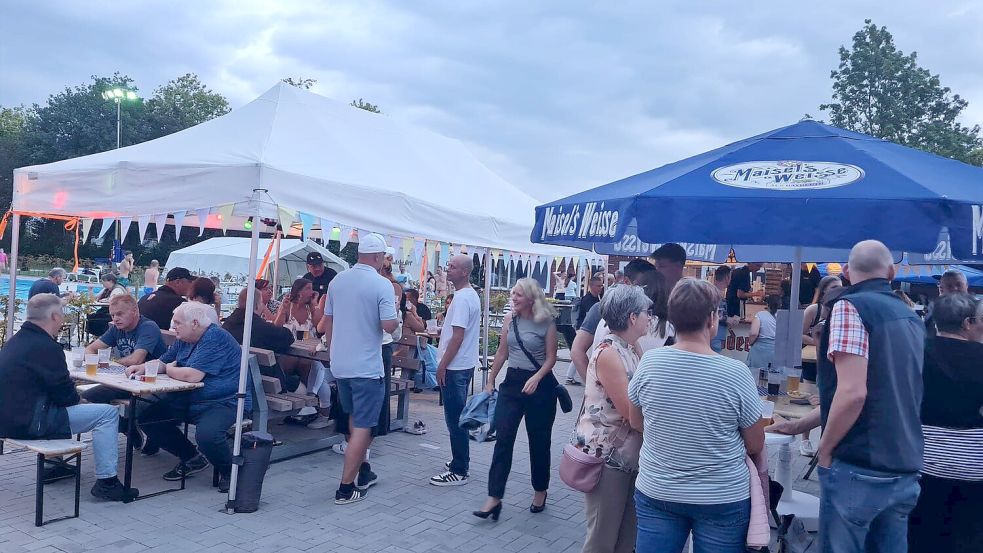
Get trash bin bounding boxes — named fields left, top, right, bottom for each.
left=233, top=431, right=274, bottom=513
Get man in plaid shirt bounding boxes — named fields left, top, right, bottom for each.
left=816, top=240, right=924, bottom=553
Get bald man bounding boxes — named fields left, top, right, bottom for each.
left=430, top=255, right=481, bottom=486
left=816, top=240, right=924, bottom=552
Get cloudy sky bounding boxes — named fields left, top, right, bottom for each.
left=2, top=1, right=981, bottom=201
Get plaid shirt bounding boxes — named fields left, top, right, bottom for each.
left=827, top=300, right=869, bottom=360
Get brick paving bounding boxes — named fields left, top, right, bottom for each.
left=0, top=358, right=820, bottom=552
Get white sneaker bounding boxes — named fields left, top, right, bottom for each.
left=429, top=470, right=469, bottom=487
left=332, top=441, right=348, bottom=455
left=307, top=415, right=332, bottom=430
left=799, top=439, right=817, bottom=457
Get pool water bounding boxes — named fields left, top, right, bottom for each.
left=0, top=276, right=105, bottom=302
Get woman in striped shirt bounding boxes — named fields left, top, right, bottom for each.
left=628, top=278, right=764, bottom=553
left=908, top=293, right=983, bottom=553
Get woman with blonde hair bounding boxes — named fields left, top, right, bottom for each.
left=475, top=278, right=558, bottom=520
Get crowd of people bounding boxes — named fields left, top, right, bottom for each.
left=0, top=236, right=979, bottom=553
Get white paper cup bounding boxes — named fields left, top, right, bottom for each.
left=760, top=399, right=775, bottom=421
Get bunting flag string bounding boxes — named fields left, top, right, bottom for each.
left=320, top=218, right=336, bottom=241
left=81, top=218, right=94, bottom=243
left=118, top=217, right=133, bottom=241
left=154, top=213, right=169, bottom=242
left=401, top=238, right=414, bottom=262
left=96, top=219, right=114, bottom=241
left=136, top=216, right=150, bottom=243
left=194, top=208, right=209, bottom=237
left=172, top=212, right=186, bottom=240
left=413, top=240, right=425, bottom=265
left=339, top=226, right=353, bottom=249
left=277, top=207, right=297, bottom=234
left=439, top=242, right=450, bottom=262
left=298, top=212, right=316, bottom=242
left=217, top=204, right=235, bottom=234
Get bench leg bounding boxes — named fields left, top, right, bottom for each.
left=35, top=453, right=44, bottom=527
left=73, top=452, right=81, bottom=520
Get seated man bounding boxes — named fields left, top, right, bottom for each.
left=129, top=302, right=248, bottom=492
left=222, top=287, right=295, bottom=353
left=82, top=294, right=168, bottom=451
left=0, top=294, right=136, bottom=501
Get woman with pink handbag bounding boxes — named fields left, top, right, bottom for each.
left=571, top=284, right=652, bottom=553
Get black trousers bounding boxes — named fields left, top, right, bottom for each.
left=487, top=368, right=558, bottom=499
left=909, top=473, right=983, bottom=553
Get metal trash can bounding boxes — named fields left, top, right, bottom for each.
left=233, top=431, right=274, bottom=513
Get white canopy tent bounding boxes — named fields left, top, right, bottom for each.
left=7, top=82, right=594, bottom=511
left=165, top=237, right=348, bottom=285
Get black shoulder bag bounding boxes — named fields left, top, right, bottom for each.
left=510, top=316, right=572, bottom=413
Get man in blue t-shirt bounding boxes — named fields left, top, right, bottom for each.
left=28, top=267, right=69, bottom=299
left=128, top=302, right=246, bottom=492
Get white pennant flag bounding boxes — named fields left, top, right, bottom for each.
left=413, top=240, right=425, bottom=264
left=339, top=226, right=353, bottom=249
left=96, top=219, right=113, bottom=241
left=118, top=217, right=132, bottom=241
left=195, top=208, right=209, bottom=237
left=81, top=218, right=94, bottom=243
left=217, top=204, right=235, bottom=234
left=172, top=212, right=186, bottom=240
left=277, top=207, right=297, bottom=235
left=136, top=216, right=150, bottom=243
left=154, top=214, right=169, bottom=242
left=319, top=218, right=335, bottom=242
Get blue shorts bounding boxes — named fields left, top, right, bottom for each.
left=336, top=377, right=384, bottom=429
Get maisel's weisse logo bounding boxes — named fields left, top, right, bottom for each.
left=973, top=205, right=983, bottom=256
left=711, top=161, right=864, bottom=190
left=540, top=202, right=620, bottom=241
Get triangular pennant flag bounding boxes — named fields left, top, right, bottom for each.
left=277, top=207, right=297, bottom=234
left=136, top=216, right=150, bottom=243
left=195, top=208, right=209, bottom=237
left=320, top=218, right=335, bottom=241
left=217, top=204, right=235, bottom=234
left=118, top=217, right=132, bottom=241
left=502, top=250, right=512, bottom=267
left=413, top=240, right=425, bottom=264
left=172, top=212, right=186, bottom=240
left=473, top=247, right=486, bottom=261
left=81, top=218, right=94, bottom=243
left=459, top=244, right=468, bottom=255
left=401, top=238, right=413, bottom=262
left=440, top=242, right=450, bottom=261
left=426, top=241, right=437, bottom=264
left=298, top=212, right=316, bottom=242
left=96, top=219, right=114, bottom=240
left=154, top=214, right=169, bottom=242
left=339, top=226, right=353, bottom=249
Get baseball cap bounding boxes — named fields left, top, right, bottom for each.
left=358, top=233, right=387, bottom=254
left=165, top=267, right=194, bottom=282
left=305, top=252, right=324, bottom=265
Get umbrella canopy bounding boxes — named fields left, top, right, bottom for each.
left=894, top=264, right=983, bottom=287
left=533, top=119, right=983, bottom=259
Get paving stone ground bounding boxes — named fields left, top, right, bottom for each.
left=0, top=357, right=820, bottom=552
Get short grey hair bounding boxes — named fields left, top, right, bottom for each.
left=26, top=293, right=63, bottom=322
left=600, top=285, right=652, bottom=332
left=48, top=267, right=67, bottom=279
left=932, top=293, right=982, bottom=334
left=173, top=301, right=215, bottom=328
left=847, top=240, right=894, bottom=276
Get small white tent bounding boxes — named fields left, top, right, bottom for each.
left=166, top=238, right=348, bottom=284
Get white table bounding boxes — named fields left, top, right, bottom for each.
left=766, top=432, right=820, bottom=532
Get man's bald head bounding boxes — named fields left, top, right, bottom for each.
left=939, top=269, right=969, bottom=295
left=446, top=254, right=474, bottom=288
left=845, top=240, right=895, bottom=284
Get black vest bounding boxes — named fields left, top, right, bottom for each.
left=817, top=278, right=924, bottom=473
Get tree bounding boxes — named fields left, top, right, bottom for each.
left=351, top=98, right=382, bottom=114
left=282, top=77, right=317, bottom=90
left=820, top=20, right=982, bottom=165
left=138, top=73, right=230, bottom=141
left=0, top=107, right=29, bottom=211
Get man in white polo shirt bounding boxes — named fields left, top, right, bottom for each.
left=429, top=254, right=482, bottom=486
left=321, top=233, right=399, bottom=505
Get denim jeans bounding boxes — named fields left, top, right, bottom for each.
left=139, top=397, right=238, bottom=477
left=67, top=403, right=120, bottom=479
left=634, top=490, right=750, bottom=553
left=818, top=458, right=920, bottom=553
left=442, top=369, right=472, bottom=475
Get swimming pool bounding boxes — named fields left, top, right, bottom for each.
left=0, top=276, right=105, bottom=302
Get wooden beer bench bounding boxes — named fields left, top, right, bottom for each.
left=1, top=438, right=86, bottom=526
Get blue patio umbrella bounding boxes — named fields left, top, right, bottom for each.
left=532, top=119, right=983, bottom=261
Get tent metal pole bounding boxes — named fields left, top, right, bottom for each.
left=226, top=190, right=264, bottom=513
left=481, top=249, right=492, bottom=387
left=272, top=230, right=282, bottom=292
left=5, top=213, right=21, bottom=339
left=789, top=247, right=803, bottom=369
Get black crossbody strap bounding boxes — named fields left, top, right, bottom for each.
left=511, top=315, right=542, bottom=371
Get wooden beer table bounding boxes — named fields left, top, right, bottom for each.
left=66, top=353, right=203, bottom=503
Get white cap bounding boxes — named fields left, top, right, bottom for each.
left=358, top=233, right=387, bottom=254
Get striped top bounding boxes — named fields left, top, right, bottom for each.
left=922, top=425, right=983, bottom=481
left=628, top=347, right=762, bottom=504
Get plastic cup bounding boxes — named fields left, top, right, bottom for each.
left=71, top=347, right=85, bottom=369
left=98, top=348, right=111, bottom=369
left=144, top=360, right=160, bottom=383
left=426, top=319, right=437, bottom=334
left=85, top=354, right=99, bottom=376
left=760, top=399, right=775, bottom=426
left=787, top=367, right=802, bottom=393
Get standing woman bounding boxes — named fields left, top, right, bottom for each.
left=578, top=285, right=649, bottom=553
left=747, top=294, right=780, bottom=369
left=628, top=278, right=764, bottom=553
left=476, top=278, right=558, bottom=520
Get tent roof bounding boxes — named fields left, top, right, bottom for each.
left=165, top=237, right=348, bottom=281
left=13, top=82, right=584, bottom=258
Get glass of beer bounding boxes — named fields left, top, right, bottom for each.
left=85, top=354, right=99, bottom=376
left=71, top=347, right=85, bottom=370
left=786, top=367, right=802, bottom=394
left=760, top=399, right=775, bottom=426
left=144, top=360, right=160, bottom=383
left=296, top=329, right=308, bottom=341
left=98, top=348, right=111, bottom=369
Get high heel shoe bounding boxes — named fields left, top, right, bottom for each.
left=472, top=502, right=503, bottom=521
left=530, top=492, right=548, bottom=513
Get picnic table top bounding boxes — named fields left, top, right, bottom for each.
left=64, top=353, right=203, bottom=395
left=287, top=337, right=329, bottom=362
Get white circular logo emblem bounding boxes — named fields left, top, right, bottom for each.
left=711, top=161, right=864, bottom=190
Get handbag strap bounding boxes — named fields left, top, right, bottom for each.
left=511, top=315, right=543, bottom=371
